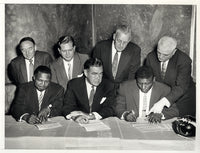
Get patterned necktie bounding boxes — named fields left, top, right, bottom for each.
left=89, top=86, right=95, bottom=113
left=161, top=61, right=167, bottom=80
left=29, top=59, right=34, bottom=82
left=38, top=91, right=44, bottom=111
left=112, top=51, right=119, bottom=79
left=68, top=63, right=71, bottom=80
left=141, top=93, right=147, bottom=117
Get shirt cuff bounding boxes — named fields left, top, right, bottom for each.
left=162, top=97, right=170, bottom=108
left=92, top=112, right=102, bottom=120
left=19, top=113, right=29, bottom=122
left=66, top=114, right=72, bottom=120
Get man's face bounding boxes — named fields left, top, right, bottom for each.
left=157, top=45, right=175, bottom=62
left=33, top=72, right=51, bottom=91
left=113, top=31, right=131, bottom=52
left=59, top=42, right=75, bottom=61
left=84, top=66, right=103, bottom=87
left=20, top=40, right=36, bottom=60
left=136, top=77, right=154, bottom=93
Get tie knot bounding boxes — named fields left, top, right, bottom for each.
left=29, top=59, right=33, bottom=63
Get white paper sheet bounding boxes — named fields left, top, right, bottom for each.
left=35, top=120, right=62, bottom=130
left=79, top=120, right=111, bottom=132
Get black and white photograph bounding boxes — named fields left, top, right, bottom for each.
left=1, top=0, right=199, bottom=152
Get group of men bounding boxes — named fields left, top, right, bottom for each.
left=9, top=25, right=196, bottom=125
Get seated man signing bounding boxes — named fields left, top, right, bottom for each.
left=11, top=66, right=64, bottom=124
left=62, top=58, right=115, bottom=124
left=115, top=66, right=179, bottom=123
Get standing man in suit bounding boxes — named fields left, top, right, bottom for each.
left=62, top=58, right=115, bottom=124
left=11, top=66, right=64, bottom=124
left=9, top=37, right=53, bottom=85
left=115, top=66, right=179, bottom=123
left=145, top=36, right=196, bottom=117
left=92, top=25, right=141, bottom=92
left=50, top=35, right=89, bottom=91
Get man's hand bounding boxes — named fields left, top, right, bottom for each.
left=72, top=115, right=89, bottom=124
left=23, top=114, right=41, bottom=124
left=148, top=100, right=166, bottom=114
left=124, top=111, right=137, bottom=122
left=148, top=112, right=162, bottom=123
left=38, top=107, right=51, bottom=123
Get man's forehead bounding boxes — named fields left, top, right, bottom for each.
left=88, top=66, right=103, bottom=72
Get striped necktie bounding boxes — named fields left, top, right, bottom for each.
left=161, top=61, right=167, bottom=80
left=38, top=91, right=44, bottom=111
left=141, top=93, right=147, bottom=117
left=89, top=86, right=95, bottom=113
left=112, top=51, right=119, bottom=79
left=29, top=59, right=34, bottom=81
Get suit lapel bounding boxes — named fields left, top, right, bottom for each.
left=131, top=82, right=140, bottom=116
left=72, top=53, right=81, bottom=78
left=116, top=49, right=130, bottom=79
left=58, top=58, right=69, bottom=82
left=20, top=57, right=28, bottom=82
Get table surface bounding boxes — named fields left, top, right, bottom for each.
left=5, top=115, right=195, bottom=150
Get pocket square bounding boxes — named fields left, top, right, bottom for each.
left=77, top=73, right=83, bottom=78
left=100, top=97, right=106, bottom=104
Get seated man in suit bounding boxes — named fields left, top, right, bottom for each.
left=145, top=36, right=196, bottom=117
left=50, top=35, right=89, bottom=91
left=92, top=24, right=141, bottom=92
left=11, top=66, right=64, bottom=124
left=115, top=66, right=179, bottom=123
left=9, top=37, right=53, bottom=85
left=62, top=58, right=115, bottom=124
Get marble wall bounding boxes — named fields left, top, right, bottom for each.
left=5, top=4, right=194, bottom=83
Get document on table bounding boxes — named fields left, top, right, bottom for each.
left=132, top=123, right=173, bottom=133
left=35, top=119, right=62, bottom=130
left=79, top=120, right=111, bottom=132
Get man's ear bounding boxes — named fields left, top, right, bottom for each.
left=153, top=77, right=156, bottom=82
left=113, top=33, right=116, bottom=40
left=83, top=69, right=87, bottom=77
left=32, top=76, right=35, bottom=81
left=73, top=45, right=76, bottom=51
left=34, top=45, right=37, bottom=51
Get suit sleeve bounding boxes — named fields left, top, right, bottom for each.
left=114, top=83, right=127, bottom=118
left=10, top=85, right=28, bottom=120
left=165, top=60, right=192, bottom=103
left=160, top=85, right=179, bottom=119
left=49, top=86, right=64, bottom=117
left=128, top=46, right=141, bottom=80
left=62, top=82, right=80, bottom=117
left=8, top=61, right=19, bottom=85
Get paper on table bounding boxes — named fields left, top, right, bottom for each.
left=132, top=123, right=173, bottom=133
left=79, top=120, right=111, bottom=132
left=35, top=119, right=62, bottom=130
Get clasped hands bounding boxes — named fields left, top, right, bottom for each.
left=23, top=107, right=51, bottom=124
left=69, top=111, right=95, bottom=124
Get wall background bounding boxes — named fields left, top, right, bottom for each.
left=5, top=4, right=195, bottom=83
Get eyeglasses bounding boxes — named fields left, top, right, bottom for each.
left=60, top=48, right=74, bottom=53
left=115, top=38, right=129, bottom=46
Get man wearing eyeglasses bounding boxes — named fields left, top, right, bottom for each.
left=145, top=36, right=196, bottom=117
left=50, top=35, right=89, bottom=91
left=92, top=25, right=141, bottom=93
left=8, top=37, right=53, bottom=85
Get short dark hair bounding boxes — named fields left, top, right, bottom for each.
left=19, top=37, right=35, bottom=46
left=57, top=35, right=75, bottom=49
left=84, top=58, right=103, bottom=70
left=135, top=66, right=154, bottom=79
left=34, top=65, right=52, bottom=78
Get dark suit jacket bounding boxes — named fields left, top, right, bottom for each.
left=145, top=49, right=194, bottom=104
left=115, top=80, right=179, bottom=120
left=62, top=76, right=115, bottom=119
left=50, top=52, right=89, bottom=90
left=9, top=51, right=53, bottom=85
left=92, top=39, right=141, bottom=84
left=11, top=82, right=64, bottom=120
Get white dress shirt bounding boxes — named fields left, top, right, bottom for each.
left=111, top=41, right=122, bottom=63
left=25, top=57, right=35, bottom=82
left=63, top=58, right=74, bottom=79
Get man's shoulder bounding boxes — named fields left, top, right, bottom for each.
left=49, top=82, right=64, bottom=91
left=95, top=39, right=112, bottom=47
left=50, top=57, right=62, bottom=67
left=153, top=81, right=170, bottom=90
left=18, top=81, right=34, bottom=89
left=75, top=52, right=89, bottom=61
left=120, top=79, right=137, bottom=88
left=68, top=76, right=84, bottom=86
left=127, top=42, right=141, bottom=50
left=10, top=55, right=24, bottom=64
left=175, top=49, right=191, bottom=62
